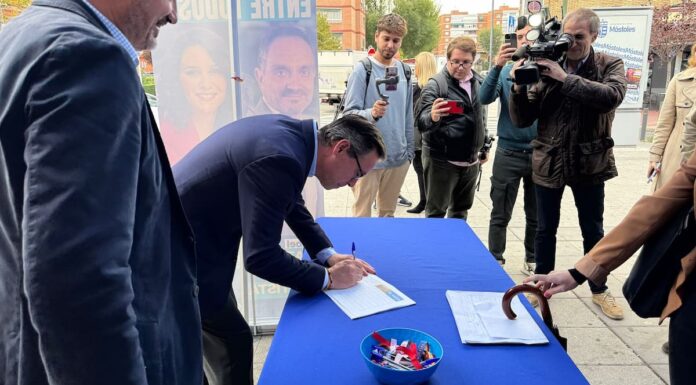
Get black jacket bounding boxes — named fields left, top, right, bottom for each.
left=417, top=68, right=486, bottom=162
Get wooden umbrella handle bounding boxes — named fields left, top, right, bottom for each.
left=502, top=284, right=554, bottom=328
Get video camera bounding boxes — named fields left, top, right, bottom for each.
left=511, top=12, right=574, bottom=85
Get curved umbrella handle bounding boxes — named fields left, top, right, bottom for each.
left=502, top=284, right=554, bottom=329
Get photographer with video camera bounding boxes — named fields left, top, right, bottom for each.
left=509, top=8, right=627, bottom=319
left=416, top=36, right=488, bottom=220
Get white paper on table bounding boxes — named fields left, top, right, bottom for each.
left=324, top=274, right=415, bottom=319
left=445, top=290, right=548, bottom=345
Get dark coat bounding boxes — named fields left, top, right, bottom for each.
left=0, top=1, right=202, bottom=384
left=174, top=115, right=332, bottom=319
left=509, top=48, right=627, bottom=188
left=417, top=68, right=486, bottom=163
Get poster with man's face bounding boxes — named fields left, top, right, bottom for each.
left=238, top=2, right=319, bottom=120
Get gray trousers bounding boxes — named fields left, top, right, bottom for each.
left=487, top=147, right=537, bottom=263
left=423, top=151, right=479, bottom=220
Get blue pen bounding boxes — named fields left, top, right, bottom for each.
left=351, top=242, right=356, bottom=260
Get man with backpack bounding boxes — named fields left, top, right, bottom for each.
left=341, top=13, right=414, bottom=217
left=417, top=36, right=488, bottom=220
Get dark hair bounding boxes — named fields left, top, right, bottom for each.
left=375, top=13, right=408, bottom=37
left=257, top=26, right=313, bottom=69
left=318, top=115, right=386, bottom=159
left=155, top=25, right=233, bottom=131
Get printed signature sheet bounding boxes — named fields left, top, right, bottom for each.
left=446, top=290, right=548, bottom=345
left=324, top=274, right=415, bottom=319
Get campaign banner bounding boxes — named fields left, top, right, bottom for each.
left=592, top=7, right=653, bottom=109
left=152, top=2, right=236, bottom=165
left=152, top=0, right=324, bottom=327
left=236, top=0, right=322, bottom=325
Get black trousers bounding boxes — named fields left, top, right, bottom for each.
left=412, top=149, right=426, bottom=206
left=487, top=147, right=537, bottom=263
left=202, top=290, right=253, bottom=385
left=669, top=277, right=696, bottom=385
left=534, top=183, right=607, bottom=293
left=422, top=152, right=479, bottom=220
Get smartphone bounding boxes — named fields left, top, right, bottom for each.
left=445, top=100, right=464, bottom=114
left=385, top=66, right=398, bottom=91
left=505, top=33, right=517, bottom=49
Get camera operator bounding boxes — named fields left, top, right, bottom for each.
left=509, top=8, right=627, bottom=319
left=417, top=36, right=487, bottom=220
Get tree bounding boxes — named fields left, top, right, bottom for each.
left=364, top=0, right=390, bottom=48
left=393, top=0, right=440, bottom=58
left=650, top=1, right=696, bottom=87
left=477, top=26, right=504, bottom=68
left=1, top=0, right=32, bottom=24
left=317, top=13, right=341, bottom=50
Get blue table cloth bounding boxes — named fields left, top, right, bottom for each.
left=258, top=218, right=588, bottom=384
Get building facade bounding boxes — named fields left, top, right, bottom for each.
left=317, top=0, right=366, bottom=51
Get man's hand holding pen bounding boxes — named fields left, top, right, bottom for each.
left=326, top=246, right=376, bottom=290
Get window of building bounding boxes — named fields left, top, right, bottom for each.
left=332, top=32, right=343, bottom=41
left=319, top=8, right=342, bottom=23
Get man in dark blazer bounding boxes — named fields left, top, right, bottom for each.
left=0, top=1, right=203, bottom=385
left=174, top=114, right=385, bottom=385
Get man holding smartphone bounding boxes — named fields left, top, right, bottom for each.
left=416, top=36, right=487, bottom=220
left=479, top=23, right=538, bottom=273
left=342, top=13, right=414, bottom=217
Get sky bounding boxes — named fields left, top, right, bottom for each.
left=435, top=0, right=522, bottom=15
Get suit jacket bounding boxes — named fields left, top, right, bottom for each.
left=0, top=1, right=202, bottom=384
left=576, top=150, right=696, bottom=322
left=174, top=114, right=332, bottom=318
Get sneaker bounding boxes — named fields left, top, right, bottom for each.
left=524, top=293, right=539, bottom=308
left=661, top=341, right=669, bottom=354
left=397, top=195, right=412, bottom=207
left=495, top=257, right=505, bottom=265
left=521, top=261, right=536, bottom=276
left=592, top=291, right=624, bottom=320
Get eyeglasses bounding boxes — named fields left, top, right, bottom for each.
left=350, top=150, right=365, bottom=179
left=449, top=60, right=473, bottom=69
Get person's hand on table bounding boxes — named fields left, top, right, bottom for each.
left=328, top=259, right=368, bottom=289
left=523, top=270, right=578, bottom=298
left=327, top=253, right=376, bottom=275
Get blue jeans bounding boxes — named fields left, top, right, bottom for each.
left=534, top=183, right=608, bottom=294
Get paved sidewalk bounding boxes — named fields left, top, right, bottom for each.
left=252, top=103, right=671, bottom=384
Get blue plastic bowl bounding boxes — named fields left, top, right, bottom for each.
left=360, top=328, right=443, bottom=385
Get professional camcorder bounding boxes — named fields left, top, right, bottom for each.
left=511, top=12, right=574, bottom=85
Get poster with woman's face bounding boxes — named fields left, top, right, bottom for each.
left=238, top=2, right=319, bottom=120
left=153, top=18, right=234, bottom=165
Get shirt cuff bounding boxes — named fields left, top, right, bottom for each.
left=316, top=247, right=337, bottom=265
left=323, top=268, right=330, bottom=290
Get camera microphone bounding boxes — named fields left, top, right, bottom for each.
left=511, top=46, right=528, bottom=62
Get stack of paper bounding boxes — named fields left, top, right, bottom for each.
left=445, top=290, right=548, bottom=345
left=324, top=274, right=415, bottom=319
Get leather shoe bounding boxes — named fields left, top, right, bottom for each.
left=406, top=203, right=425, bottom=214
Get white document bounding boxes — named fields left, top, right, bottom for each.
left=445, top=290, right=548, bottom=345
left=324, top=274, right=415, bottom=319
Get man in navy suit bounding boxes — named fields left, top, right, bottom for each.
left=175, top=114, right=385, bottom=385
left=0, top=1, right=203, bottom=385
